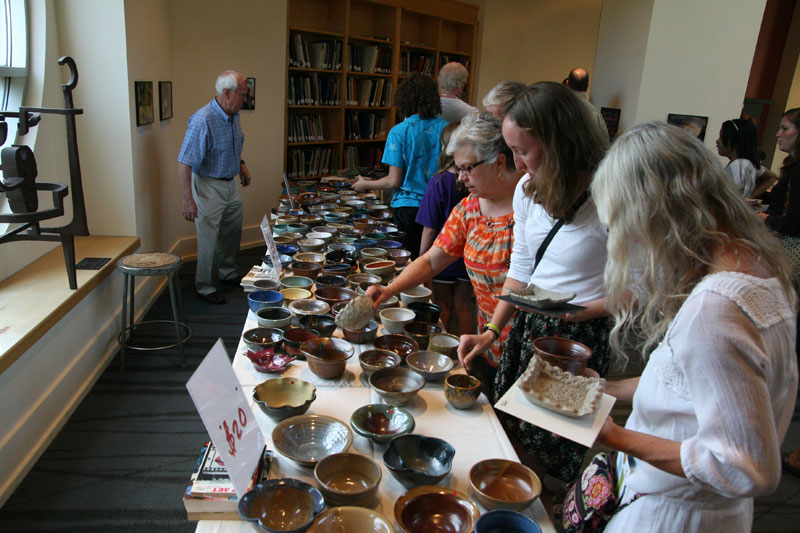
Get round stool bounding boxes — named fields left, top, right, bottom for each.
left=117, top=252, right=192, bottom=371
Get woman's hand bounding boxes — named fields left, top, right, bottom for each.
left=595, top=415, right=619, bottom=447
left=365, top=284, right=393, bottom=308
left=351, top=175, right=372, bottom=192
left=563, top=298, right=607, bottom=322
left=457, top=331, right=495, bottom=370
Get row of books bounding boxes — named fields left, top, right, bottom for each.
left=288, top=147, right=337, bottom=178
left=439, top=54, right=471, bottom=71
left=289, top=34, right=343, bottom=70
left=348, top=44, right=392, bottom=74
left=400, top=51, right=436, bottom=76
left=345, top=111, right=387, bottom=141
left=182, top=442, right=272, bottom=521
left=288, top=114, right=325, bottom=143
left=344, top=145, right=383, bottom=170
left=288, top=74, right=341, bottom=106
left=346, top=78, right=392, bottom=107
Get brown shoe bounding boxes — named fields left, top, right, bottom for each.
left=197, top=291, right=226, bottom=305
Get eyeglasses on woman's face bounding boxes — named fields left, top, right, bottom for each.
left=454, top=159, right=487, bottom=176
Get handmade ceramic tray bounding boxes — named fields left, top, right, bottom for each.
left=519, top=355, right=605, bottom=418
left=507, top=283, right=575, bottom=309
left=497, top=295, right=585, bottom=318
left=335, top=294, right=374, bottom=331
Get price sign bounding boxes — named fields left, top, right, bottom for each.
left=260, top=215, right=282, bottom=281
left=186, top=339, right=265, bottom=497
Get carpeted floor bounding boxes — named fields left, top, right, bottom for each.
left=0, top=246, right=799, bottom=532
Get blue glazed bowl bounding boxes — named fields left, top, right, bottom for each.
left=354, top=238, right=378, bottom=251
left=382, top=433, right=455, bottom=487
left=248, top=290, right=284, bottom=312
left=277, top=244, right=299, bottom=256
left=475, top=509, right=542, bottom=533
left=377, top=239, right=402, bottom=250
left=238, top=478, right=324, bottom=533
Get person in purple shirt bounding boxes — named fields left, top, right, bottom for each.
left=415, top=123, right=475, bottom=334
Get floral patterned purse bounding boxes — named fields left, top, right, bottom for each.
left=555, top=451, right=639, bottom=532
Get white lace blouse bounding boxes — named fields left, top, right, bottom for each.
left=606, top=272, right=798, bottom=532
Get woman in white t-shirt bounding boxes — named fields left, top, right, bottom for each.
left=715, top=118, right=776, bottom=197
left=458, top=82, right=611, bottom=483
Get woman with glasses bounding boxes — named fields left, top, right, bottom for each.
left=458, top=82, right=611, bottom=483
left=367, top=111, right=524, bottom=391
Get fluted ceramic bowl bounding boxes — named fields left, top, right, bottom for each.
left=253, top=377, right=317, bottom=421
left=272, top=414, right=354, bottom=467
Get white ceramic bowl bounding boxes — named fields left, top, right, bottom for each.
left=399, top=285, right=432, bottom=306
left=379, top=307, right=416, bottom=334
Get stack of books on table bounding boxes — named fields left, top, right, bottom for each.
left=183, top=442, right=271, bottom=521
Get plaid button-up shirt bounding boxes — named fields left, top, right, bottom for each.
left=178, top=98, right=243, bottom=178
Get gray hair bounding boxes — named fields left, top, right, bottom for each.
left=438, top=62, right=469, bottom=92
left=215, top=70, right=243, bottom=96
left=446, top=111, right=514, bottom=169
left=482, top=80, right=526, bottom=111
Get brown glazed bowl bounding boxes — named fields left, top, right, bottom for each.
left=369, top=367, right=425, bottom=406
left=253, top=377, right=317, bottom=421
left=308, top=507, right=394, bottom=533
left=468, top=458, right=542, bottom=511
left=299, top=314, right=337, bottom=337
left=346, top=272, right=381, bottom=289
left=291, top=261, right=322, bottom=280
left=358, top=349, right=402, bottom=374
left=341, top=320, right=379, bottom=344
left=238, top=479, right=325, bottom=532
left=402, top=321, right=443, bottom=350
left=373, top=334, right=419, bottom=361
left=444, top=374, right=482, bottom=409
left=301, top=337, right=355, bottom=379
left=313, top=452, right=382, bottom=507
left=283, top=327, right=320, bottom=358
left=429, top=332, right=461, bottom=361
left=387, top=248, right=412, bottom=266
left=315, top=286, right=357, bottom=307
left=350, top=403, right=415, bottom=444
left=395, top=485, right=480, bottom=533
left=532, top=336, right=592, bottom=375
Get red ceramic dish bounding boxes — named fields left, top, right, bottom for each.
left=246, top=348, right=296, bottom=373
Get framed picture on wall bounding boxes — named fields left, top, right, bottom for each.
left=159, top=81, right=173, bottom=121
left=134, top=81, right=154, bottom=126
left=242, top=77, right=255, bottom=110
left=600, top=107, right=621, bottom=141
left=667, top=113, right=708, bottom=141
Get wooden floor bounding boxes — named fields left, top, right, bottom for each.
left=0, top=235, right=140, bottom=374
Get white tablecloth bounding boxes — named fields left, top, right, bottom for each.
left=196, top=309, right=555, bottom=532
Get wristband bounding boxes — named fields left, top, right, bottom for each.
left=240, top=159, right=245, bottom=166
left=483, top=322, right=501, bottom=338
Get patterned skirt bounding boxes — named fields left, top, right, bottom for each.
left=493, top=311, right=612, bottom=482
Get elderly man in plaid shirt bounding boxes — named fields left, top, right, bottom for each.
left=178, top=70, right=252, bottom=305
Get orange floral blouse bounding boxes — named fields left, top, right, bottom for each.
left=434, top=195, right=514, bottom=367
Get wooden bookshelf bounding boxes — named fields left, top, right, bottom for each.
left=285, top=0, right=479, bottom=180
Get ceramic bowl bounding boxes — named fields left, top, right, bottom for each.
left=245, top=348, right=295, bottom=373
left=375, top=295, right=400, bottom=312
left=279, top=254, right=294, bottom=269
left=273, top=223, right=291, bottom=234
left=273, top=235, right=294, bottom=245
left=360, top=247, right=388, bottom=261
left=292, top=261, right=322, bottom=280
left=289, top=299, right=331, bottom=317
left=444, top=374, right=482, bottom=409
left=376, top=224, right=398, bottom=234
left=377, top=239, right=402, bottom=250
left=408, top=302, right=441, bottom=324
left=532, top=336, right=592, bottom=375
left=294, top=252, right=326, bottom=265
left=327, top=242, right=356, bottom=254
left=353, top=238, right=378, bottom=251
left=281, top=275, right=315, bottom=290
left=299, top=314, right=337, bottom=337
left=313, top=452, right=382, bottom=507
left=315, top=286, right=357, bottom=307
left=387, top=248, right=411, bottom=266
left=383, top=434, right=456, bottom=487
left=242, top=327, right=285, bottom=352
left=350, top=403, right=415, bottom=444
left=353, top=218, right=377, bottom=232
left=394, top=485, right=480, bottom=533
left=256, top=307, right=293, bottom=329
left=406, top=350, right=455, bottom=381
left=429, top=332, right=460, bottom=360
left=308, top=507, right=394, bottom=533
left=313, top=225, right=338, bottom=236
left=363, top=260, right=396, bottom=277
left=320, top=263, right=354, bottom=277
left=287, top=223, right=309, bottom=235
left=315, top=274, right=347, bottom=288
left=284, top=232, right=305, bottom=243
left=252, top=278, right=281, bottom=291
left=325, top=250, right=359, bottom=266
left=341, top=320, right=379, bottom=344
left=364, top=232, right=386, bottom=241
left=306, top=231, right=333, bottom=245
left=402, top=321, right=443, bottom=350
left=347, top=272, right=381, bottom=289
left=238, top=478, right=325, bottom=533
left=330, top=300, right=349, bottom=318
left=276, top=244, right=299, bottom=257
left=324, top=213, right=348, bottom=224
left=302, top=337, right=355, bottom=379
left=276, top=216, right=299, bottom=225
left=373, top=334, right=419, bottom=361
left=358, top=349, right=402, bottom=374
left=369, top=367, right=425, bottom=406
left=379, top=307, right=415, bottom=334
left=468, top=459, right=542, bottom=512
left=399, top=285, right=432, bottom=307
left=247, top=290, right=284, bottom=313
left=281, top=287, right=314, bottom=304
left=475, top=509, right=542, bottom=533
left=253, top=377, right=317, bottom=421
left=272, top=414, right=354, bottom=467
left=278, top=323, right=312, bottom=347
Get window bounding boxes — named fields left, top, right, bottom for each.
left=0, top=0, right=27, bottom=146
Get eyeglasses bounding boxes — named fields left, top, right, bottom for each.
left=454, top=159, right=487, bottom=175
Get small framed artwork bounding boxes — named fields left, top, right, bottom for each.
left=242, top=77, right=255, bottom=110
left=159, top=81, right=173, bottom=121
left=667, top=113, right=708, bottom=141
left=135, top=81, right=154, bottom=126
left=600, top=107, right=621, bottom=141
